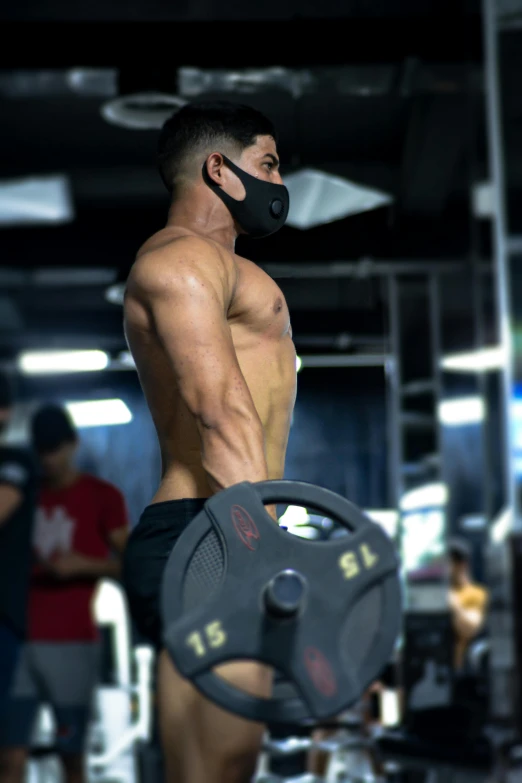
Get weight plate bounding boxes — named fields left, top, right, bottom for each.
left=162, top=480, right=401, bottom=723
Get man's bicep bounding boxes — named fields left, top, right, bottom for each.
left=151, top=271, right=242, bottom=418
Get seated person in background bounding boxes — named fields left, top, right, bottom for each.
left=0, top=373, right=36, bottom=718
left=0, top=404, right=130, bottom=783
left=447, top=538, right=489, bottom=671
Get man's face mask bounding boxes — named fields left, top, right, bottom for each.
left=203, top=155, right=289, bottom=238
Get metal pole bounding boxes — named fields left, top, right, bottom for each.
left=482, top=0, right=516, bottom=522
left=387, top=275, right=403, bottom=509
left=429, top=275, right=442, bottom=475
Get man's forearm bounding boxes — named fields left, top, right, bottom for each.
left=200, top=411, right=269, bottom=491
left=200, top=414, right=279, bottom=520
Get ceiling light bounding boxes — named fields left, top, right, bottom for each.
left=65, top=399, right=132, bottom=428
left=100, top=92, right=186, bottom=130
left=284, top=169, right=392, bottom=230
left=18, top=350, right=108, bottom=375
left=66, top=69, right=117, bottom=97
left=0, top=69, right=117, bottom=98
left=33, top=268, right=116, bottom=286
left=441, top=346, right=505, bottom=372
left=0, top=175, right=74, bottom=226
left=438, top=397, right=485, bottom=426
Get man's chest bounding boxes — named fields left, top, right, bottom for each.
left=230, top=258, right=291, bottom=338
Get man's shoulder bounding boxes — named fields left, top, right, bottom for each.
left=129, top=232, right=236, bottom=303
left=135, top=232, right=232, bottom=276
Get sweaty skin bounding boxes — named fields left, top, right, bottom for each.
left=124, top=231, right=296, bottom=500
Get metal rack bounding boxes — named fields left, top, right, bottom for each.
left=387, top=274, right=442, bottom=508
left=482, top=0, right=522, bottom=737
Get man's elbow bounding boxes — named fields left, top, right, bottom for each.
left=196, top=399, right=263, bottom=436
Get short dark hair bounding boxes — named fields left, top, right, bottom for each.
left=0, top=371, right=14, bottom=409
left=31, top=404, right=77, bottom=453
left=448, top=538, right=471, bottom=565
left=157, top=100, right=278, bottom=193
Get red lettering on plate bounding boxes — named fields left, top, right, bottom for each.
left=304, top=647, right=337, bottom=697
left=231, top=505, right=260, bottom=551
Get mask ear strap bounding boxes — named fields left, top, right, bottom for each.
left=201, top=157, right=243, bottom=206
left=201, top=161, right=215, bottom=188
left=220, top=155, right=244, bottom=178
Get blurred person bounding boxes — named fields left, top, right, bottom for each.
left=0, top=373, right=36, bottom=716
left=0, top=404, right=130, bottom=783
left=447, top=538, right=489, bottom=671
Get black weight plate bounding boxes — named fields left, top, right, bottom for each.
left=253, top=480, right=372, bottom=533
left=338, top=572, right=402, bottom=694
left=181, top=529, right=225, bottom=613
left=162, top=480, right=401, bottom=723
left=162, top=487, right=311, bottom=721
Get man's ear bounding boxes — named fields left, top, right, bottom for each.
left=205, top=152, right=226, bottom=185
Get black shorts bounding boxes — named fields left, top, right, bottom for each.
left=123, top=498, right=206, bottom=649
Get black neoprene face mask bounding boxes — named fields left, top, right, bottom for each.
left=202, top=155, right=290, bottom=238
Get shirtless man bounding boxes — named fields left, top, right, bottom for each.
left=123, top=101, right=297, bottom=783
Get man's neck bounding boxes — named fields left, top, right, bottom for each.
left=166, top=192, right=238, bottom=256
left=45, top=468, right=80, bottom=491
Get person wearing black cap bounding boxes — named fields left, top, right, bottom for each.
left=0, top=372, right=36, bottom=715
left=0, top=404, right=129, bottom=783
left=447, top=538, right=489, bottom=670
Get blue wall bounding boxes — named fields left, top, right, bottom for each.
left=285, top=366, right=388, bottom=509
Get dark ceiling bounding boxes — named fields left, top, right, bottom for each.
left=0, top=0, right=515, bottom=368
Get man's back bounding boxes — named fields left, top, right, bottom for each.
left=124, top=228, right=297, bottom=502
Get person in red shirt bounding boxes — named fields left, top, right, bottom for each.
left=0, top=404, right=129, bottom=783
